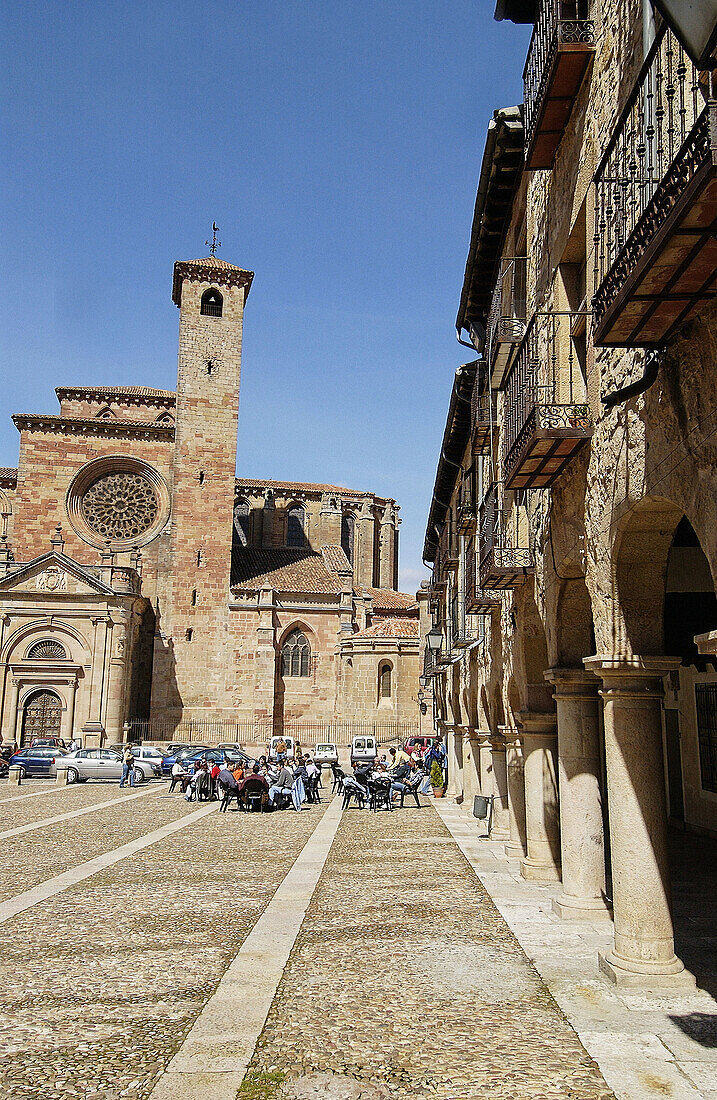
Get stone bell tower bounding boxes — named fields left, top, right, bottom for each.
left=158, top=255, right=254, bottom=720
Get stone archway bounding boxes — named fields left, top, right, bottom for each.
left=21, top=689, right=62, bottom=745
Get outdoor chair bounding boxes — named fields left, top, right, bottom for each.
left=305, top=774, right=321, bottom=804
left=218, top=780, right=240, bottom=813
left=240, top=777, right=269, bottom=813
left=331, top=764, right=345, bottom=794
left=169, top=773, right=187, bottom=794
left=397, top=778, right=422, bottom=808
left=368, top=776, right=392, bottom=812
left=342, top=775, right=367, bottom=810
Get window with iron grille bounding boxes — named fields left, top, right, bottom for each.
left=281, top=629, right=311, bottom=677
left=200, top=288, right=223, bottom=317
left=233, top=499, right=250, bottom=547
left=695, top=683, right=717, bottom=794
left=379, top=662, right=392, bottom=698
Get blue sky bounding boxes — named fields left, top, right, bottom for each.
left=0, top=1, right=529, bottom=592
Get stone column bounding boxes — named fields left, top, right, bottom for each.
left=520, top=711, right=561, bottom=882
left=355, top=499, right=375, bottom=589
left=489, top=732, right=511, bottom=841
left=585, top=656, right=687, bottom=985
left=547, top=668, right=611, bottom=920
left=379, top=504, right=396, bottom=590
left=446, top=726, right=464, bottom=803
left=504, top=732, right=527, bottom=858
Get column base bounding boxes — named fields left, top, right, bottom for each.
left=598, top=950, right=695, bottom=988
left=520, top=855, right=561, bottom=882
left=489, top=826, right=511, bottom=842
left=504, top=840, right=525, bottom=859
left=552, top=892, right=613, bottom=921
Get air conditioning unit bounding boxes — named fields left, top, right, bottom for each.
left=496, top=317, right=526, bottom=343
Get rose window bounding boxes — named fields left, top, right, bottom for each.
left=81, top=472, right=158, bottom=541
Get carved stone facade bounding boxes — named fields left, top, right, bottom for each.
left=426, top=0, right=717, bottom=989
left=0, top=256, right=419, bottom=747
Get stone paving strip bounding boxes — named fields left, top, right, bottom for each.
left=245, top=801, right=615, bottom=1100
left=0, top=787, right=194, bottom=904
left=148, top=794, right=344, bottom=1100
left=0, top=783, right=156, bottom=840
left=0, top=798, right=328, bottom=1100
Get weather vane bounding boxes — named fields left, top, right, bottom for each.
left=205, top=222, right=221, bottom=256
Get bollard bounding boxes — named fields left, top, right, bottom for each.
left=8, top=764, right=22, bottom=786
left=55, top=765, right=70, bottom=786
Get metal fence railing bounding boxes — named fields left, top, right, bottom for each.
left=127, top=717, right=420, bottom=749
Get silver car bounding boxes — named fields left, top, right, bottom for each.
left=51, top=748, right=159, bottom=784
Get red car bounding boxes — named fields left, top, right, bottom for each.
left=403, top=735, right=436, bottom=760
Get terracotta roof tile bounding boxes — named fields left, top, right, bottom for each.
left=321, top=545, right=352, bottom=573
left=231, top=548, right=342, bottom=595
left=56, top=385, right=175, bottom=402
left=351, top=616, right=420, bottom=640
left=0, top=467, right=17, bottom=482
left=182, top=256, right=250, bottom=269
left=235, top=477, right=374, bottom=498
left=361, top=587, right=417, bottom=610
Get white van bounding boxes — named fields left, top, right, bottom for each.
left=313, top=742, right=339, bottom=765
left=350, top=735, right=377, bottom=767
left=268, top=735, right=295, bottom=762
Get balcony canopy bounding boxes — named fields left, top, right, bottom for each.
left=456, top=106, right=524, bottom=340
left=494, top=0, right=536, bottom=21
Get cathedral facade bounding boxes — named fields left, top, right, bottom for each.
left=0, top=257, right=420, bottom=747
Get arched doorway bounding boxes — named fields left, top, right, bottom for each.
left=21, top=690, right=62, bottom=745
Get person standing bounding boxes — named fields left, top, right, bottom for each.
left=119, top=745, right=135, bottom=788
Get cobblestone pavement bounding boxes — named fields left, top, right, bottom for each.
left=248, top=802, right=615, bottom=1100
left=0, top=783, right=327, bottom=1100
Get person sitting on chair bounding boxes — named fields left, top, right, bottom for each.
left=240, top=763, right=269, bottom=793
left=269, top=764, right=294, bottom=807
left=170, top=759, right=188, bottom=793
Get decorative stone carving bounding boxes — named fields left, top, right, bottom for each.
left=36, top=567, right=67, bottom=592
left=81, top=472, right=158, bottom=541
left=27, top=639, right=66, bottom=660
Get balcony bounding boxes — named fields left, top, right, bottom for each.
left=487, top=256, right=528, bottom=388
left=524, top=0, right=596, bottom=170
left=472, top=388, right=498, bottom=455
left=503, top=311, right=591, bottom=490
left=465, top=544, right=503, bottom=613
left=593, top=26, right=717, bottom=347
left=478, top=484, right=534, bottom=590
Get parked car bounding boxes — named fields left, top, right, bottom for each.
left=179, top=747, right=255, bottom=772
left=350, top=735, right=377, bottom=767
left=215, top=742, right=244, bottom=755
left=50, top=748, right=160, bottom=784
left=268, top=736, right=295, bottom=762
left=403, top=735, right=436, bottom=759
left=313, top=742, right=339, bottom=765
left=29, top=736, right=67, bottom=749
left=10, top=746, right=67, bottom=778
left=160, top=744, right=211, bottom=777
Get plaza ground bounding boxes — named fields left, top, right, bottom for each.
left=0, top=779, right=714, bottom=1100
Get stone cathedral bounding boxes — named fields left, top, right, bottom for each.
left=0, top=256, right=420, bottom=747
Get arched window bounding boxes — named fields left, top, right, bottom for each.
left=200, top=288, right=223, bottom=317
left=341, top=512, right=355, bottom=564
left=379, top=662, right=392, bottom=699
left=281, top=628, right=311, bottom=677
left=96, top=406, right=115, bottom=419
left=233, top=499, right=251, bottom=546
left=27, top=639, right=67, bottom=660
left=287, top=505, right=306, bottom=547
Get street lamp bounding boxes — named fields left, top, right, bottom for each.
left=425, top=627, right=443, bottom=653
left=419, top=674, right=428, bottom=689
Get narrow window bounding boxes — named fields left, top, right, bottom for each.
left=206, top=358, right=215, bottom=375
left=341, top=512, right=355, bottom=564
left=198, top=470, right=205, bottom=485
left=379, top=663, right=392, bottom=699
left=200, top=288, right=223, bottom=317
left=191, top=589, right=197, bottom=606
left=281, top=629, right=311, bottom=677
left=185, top=628, right=193, bottom=642
left=233, top=500, right=251, bottom=547
left=287, top=505, right=306, bottom=547
left=197, top=549, right=202, bottom=567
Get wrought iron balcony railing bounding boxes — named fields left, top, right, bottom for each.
left=465, top=539, right=503, bottom=613
left=594, top=25, right=717, bottom=347
left=487, top=256, right=528, bottom=388
left=472, top=387, right=498, bottom=455
left=524, top=0, right=596, bottom=170
left=478, top=483, right=534, bottom=589
left=502, top=311, right=591, bottom=490
left=456, top=472, right=477, bottom=534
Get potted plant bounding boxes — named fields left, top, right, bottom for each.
left=430, top=760, right=444, bottom=798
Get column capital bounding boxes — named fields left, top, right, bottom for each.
left=466, top=727, right=492, bottom=744
left=545, top=666, right=600, bottom=699
left=518, top=710, right=557, bottom=737
left=584, top=655, right=681, bottom=696
left=499, top=724, right=522, bottom=746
